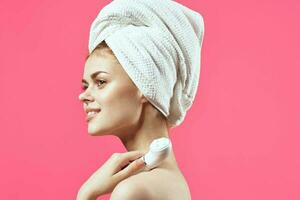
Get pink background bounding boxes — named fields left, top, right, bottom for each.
left=1, top=0, right=299, bottom=199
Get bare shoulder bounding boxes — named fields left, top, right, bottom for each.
left=110, top=168, right=191, bottom=200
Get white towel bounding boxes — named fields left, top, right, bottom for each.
left=88, top=0, right=204, bottom=128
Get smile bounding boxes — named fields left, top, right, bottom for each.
left=86, top=111, right=100, bottom=122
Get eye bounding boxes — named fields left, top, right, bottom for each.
left=95, top=79, right=106, bottom=88
left=81, top=80, right=106, bottom=91
left=81, top=85, right=88, bottom=91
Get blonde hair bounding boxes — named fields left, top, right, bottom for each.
left=85, top=40, right=113, bottom=61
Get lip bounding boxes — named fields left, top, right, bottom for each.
left=86, top=111, right=101, bottom=122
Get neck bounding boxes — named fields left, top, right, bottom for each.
left=116, top=104, right=180, bottom=171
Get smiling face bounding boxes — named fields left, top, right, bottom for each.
left=78, top=42, right=147, bottom=136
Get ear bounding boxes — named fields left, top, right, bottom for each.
left=137, top=90, right=148, bottom=104
left=141, top=95, right=148, bottom=104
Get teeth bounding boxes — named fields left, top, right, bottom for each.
left=87, top=111, right=99, bottom=116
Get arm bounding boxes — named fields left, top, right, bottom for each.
left=76, top=151, right=146, bottom=200
left=76, top=186, right=98, bottom=200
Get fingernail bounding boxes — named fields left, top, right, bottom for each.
left=141, top=156, right=147, bottom=165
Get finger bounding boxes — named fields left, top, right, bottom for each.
left=122, top=150, right=146, bottom=160
left=109, top=151, right=145, bottom=174
left=114, top=157, right=146, bottom=179
left=117, top=151, right=146, bottom=168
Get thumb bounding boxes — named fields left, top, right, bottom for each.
left=114, top=157, right=146, bottom=179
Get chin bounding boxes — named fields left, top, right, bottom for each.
left=87, top=120, right=112, bottom=136
left=86, top=120, right=101, bottom=135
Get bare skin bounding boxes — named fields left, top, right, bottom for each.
left=78, top=42, right=191, bottom=199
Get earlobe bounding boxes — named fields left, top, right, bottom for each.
left=141, top=95, right=148, bottom=104
left=137, top=90, right=148, bottom=104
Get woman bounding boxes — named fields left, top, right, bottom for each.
left=77, top=0, right=204, bottom=199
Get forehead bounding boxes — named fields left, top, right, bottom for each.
left=82, top=51, right=138, bottom=89
left=84, top=53, right=120, bottom=76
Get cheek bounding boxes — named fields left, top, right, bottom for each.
left=100, top=85, right=142, bottom=120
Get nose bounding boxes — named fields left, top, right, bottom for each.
left=78, top=90, right=94, bottom=102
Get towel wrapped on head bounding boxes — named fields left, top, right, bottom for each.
left=88, top=0, right=204, bottom=128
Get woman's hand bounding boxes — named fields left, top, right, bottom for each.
left=76, top=151, right=146, bottom=200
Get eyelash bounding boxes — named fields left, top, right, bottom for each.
left=82, top=80, right=106, bottom=91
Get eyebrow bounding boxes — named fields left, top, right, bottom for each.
left=82, top=70, right=109, bottom=84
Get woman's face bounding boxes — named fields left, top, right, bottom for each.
left=78, top=49, right=146, bottom=136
